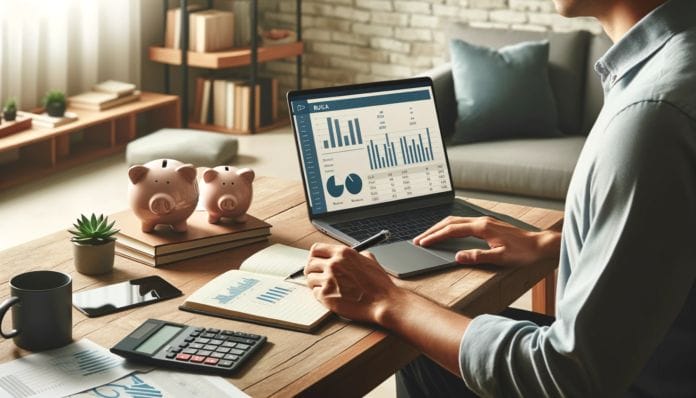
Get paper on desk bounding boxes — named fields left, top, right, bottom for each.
left=70, top=370, right=250, bottom=398
left=0, top=339, right=147, bottom=398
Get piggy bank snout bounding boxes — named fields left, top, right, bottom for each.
left=149, top=193, right=176, bottom=215
left=218, top=195, right=238, bottom=211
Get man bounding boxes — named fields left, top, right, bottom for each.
left=304, top=0, right=696, bottom=396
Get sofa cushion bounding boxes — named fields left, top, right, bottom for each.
left=447, top=136, right=586, bottom=200
left=446, top=24, right=591, bottom=136
left=450, top=39, right=560, bottom=144
left=126, top=128, right=238, bottom=167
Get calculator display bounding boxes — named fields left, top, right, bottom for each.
left=135, top=324, right=183, bottom=355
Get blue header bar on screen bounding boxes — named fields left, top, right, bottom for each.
left=291, top=89, right=431, bottom=115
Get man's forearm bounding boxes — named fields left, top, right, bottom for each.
left=375, top=289, right=471, bottom=376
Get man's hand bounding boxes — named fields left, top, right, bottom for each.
left=304, top=243, right=405, bottom=324
left=413, top=216, right=560, bottom=267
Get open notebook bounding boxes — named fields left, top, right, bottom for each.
left=179, top=244, right=331, bottom=332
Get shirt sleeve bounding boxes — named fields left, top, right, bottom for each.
left=458, top=100, right=696, bottom=397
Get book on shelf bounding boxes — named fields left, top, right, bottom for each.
left=179, top=244, right=332, bottom=332
left=93, top=80, right=137, bottom=97
left=116, top=235, right=268, bottom=267
left=190, top=10, right=235, bottom=53
left=194, top=76, right=278, bottom=131
left=69, top=91, right=141, bottom=111
left=165, top=4, right=205, bottom=49
left=110, top=209, right=271, bottom=257
left=17, top=111, right=78, bottom=128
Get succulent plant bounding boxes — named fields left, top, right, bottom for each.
left=43, top=90, right=67, bottom=117
left=3, top=98, right=16, bottom=111
left=69, top=213, right=119, bottom=245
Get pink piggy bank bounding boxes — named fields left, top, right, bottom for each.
left=128, top=158, right=199, bottom=232
left=201, top=166, right=254, bottom=224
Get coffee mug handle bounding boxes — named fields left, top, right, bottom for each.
left=0, top=297, right=20, bottom=338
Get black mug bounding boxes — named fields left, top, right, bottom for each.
left=0, top=270, right=73, bottom=351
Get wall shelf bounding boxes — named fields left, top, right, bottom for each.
left=149, top=42, right=304, bottom=69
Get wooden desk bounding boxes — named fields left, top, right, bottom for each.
left=0, top=177, right=563, bottom=397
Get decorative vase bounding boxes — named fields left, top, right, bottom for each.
left=3, top=109, right=16, bottom=121
left=72, top=240, right=115, bottom=275
left=45, top=102, right=66, bottom=117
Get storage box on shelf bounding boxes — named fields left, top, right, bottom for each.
left=150, top=0, right=303, bottom=134
left=0, top=92, right=179, bottom=190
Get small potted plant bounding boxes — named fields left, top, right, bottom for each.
left=43, top=90, right=67, bottom=117
left=3, top=98, right=17, bottom=121
left=69, top=213, right=119, bottom=275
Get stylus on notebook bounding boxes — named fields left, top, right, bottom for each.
left=286, top=229, right=392, bottom=281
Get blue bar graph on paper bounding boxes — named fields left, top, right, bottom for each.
left=323, top=117, right=365, bottom=149
left=214, top=278, right=260, bottom=304
left=256, top=285, right=293, bottom=304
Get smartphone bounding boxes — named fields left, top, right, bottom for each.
left=72, top=276, right=182, bottom=317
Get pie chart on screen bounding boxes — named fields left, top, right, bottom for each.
left=326, top=176, right=344, bottom=198
left=345, top=173, right=362, bottom=194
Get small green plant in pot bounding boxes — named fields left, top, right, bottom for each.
left=69, top=213, right=119, bottom=275
left=43, top=90, right=67, bottom=117
left=3, top=98, right=17, bottom=121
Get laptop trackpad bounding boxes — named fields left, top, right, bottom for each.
left=369, top=241, right=453, bottom=278
left=421, top=237, right=490, bottom=262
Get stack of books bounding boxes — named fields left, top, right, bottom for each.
left=16, top=111, right=78, bottom=129
left=112, top=210, right=272, bottom=267
left=194, top=77, right=278, bottom=131
left=69, top=81, right=140, bottom=111
left=165, top=7, right=234, bottom=53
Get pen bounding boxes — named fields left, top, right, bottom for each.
left=286, top=229, right=392, bottom=280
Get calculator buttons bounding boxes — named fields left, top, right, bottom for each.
left=208, top=328, right=220, bottom=334
left=211, top=352, right=225, bottom=359
left=202, top=332, right=217, bottom=338
left=196, top=338, right=211, bottom=344
left=222, top=342, right=236, bottom=348
left=216, top=347, right=231, bottom=353
left=170, top=348, right=182, bottom=354
left=229, top=349, right=245, bottom=356
left=227, top=336, right=256, bottom=345
left=224, top=354, right=239, bottom=361
left=190, top=355, right=206, bottom=363
left=236, top=343, right=251, bottom=350
left=179, top=343, right=188, bottom=348
left=166, top=353, right=176, bottom=359
left=175, top=353, right=191, bottom=361
left=204, top=357, right=219, bottom=365
left=183, top=348, right=198, bottom=355
left=210, top=339, right=223, bottom=345
left=219, top=360, right=235, bottom=367
left=189, top=343, right=204, bottom=349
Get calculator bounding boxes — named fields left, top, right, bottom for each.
left=110, top=319, right=267, bottom=375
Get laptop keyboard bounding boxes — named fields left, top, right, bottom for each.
left=333, top=202, right=482, bottom=243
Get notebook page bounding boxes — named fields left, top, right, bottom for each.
left=186, top=270, right=329, bottom=329
left=240, top=244, right=309, bottom=278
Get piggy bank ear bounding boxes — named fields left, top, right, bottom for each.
left=203, top=168, right=219, bottom=183
left=237, top=168, right=255, bottom=183
left=176, top=164, right=197, bottom=183
left=128, top=165, right=148, bottom=184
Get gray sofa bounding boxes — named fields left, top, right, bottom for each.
left=427, top=25, right=612, bottom=210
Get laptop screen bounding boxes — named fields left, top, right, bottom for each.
left=289, top=78, right=453, bottom=217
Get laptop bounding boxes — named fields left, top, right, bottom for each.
left=287, top=77, right=530, bottom=278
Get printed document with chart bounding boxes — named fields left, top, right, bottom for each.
left=180, top=244, right=331, bottom=332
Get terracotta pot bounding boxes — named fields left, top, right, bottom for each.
left=72, top=240, right=115, bottom=275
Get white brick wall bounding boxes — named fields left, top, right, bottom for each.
left=260, top=0, right=603, bottom=90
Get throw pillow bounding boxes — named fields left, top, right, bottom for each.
left=449, top=39, right=560, bottom=144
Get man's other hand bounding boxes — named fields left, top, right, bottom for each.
left=413, top=216, right=560, bottom=267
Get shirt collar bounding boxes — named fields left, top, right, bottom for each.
left=595, top=0, right=696, bottom=90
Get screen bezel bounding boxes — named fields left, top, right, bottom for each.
left=287, top=76, right=456, bottom=220
left=72, top=275, right=183, bottom=318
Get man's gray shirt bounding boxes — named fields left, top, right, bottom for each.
left=459, top=0, right=696, bottom=396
